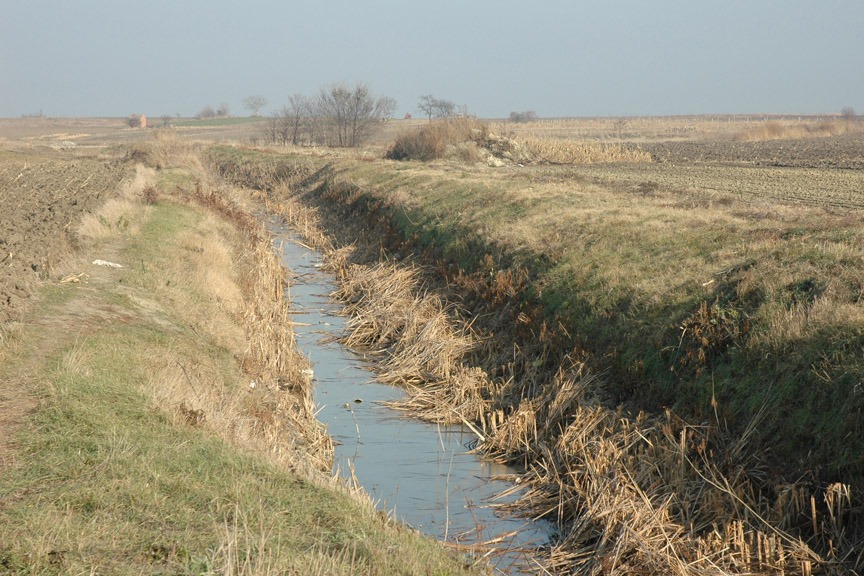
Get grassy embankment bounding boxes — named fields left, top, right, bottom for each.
left=207, top=139, right=863, bottom=574
left=0, top=143, right=478, bottom=574
left=209, top=143, right=864, bottom=477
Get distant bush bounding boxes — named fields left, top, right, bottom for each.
left=196, top=105, right=217, bottom=120
left=509, top=110, right=538, bottom=123
left=387, top=117, right=486, bottom=161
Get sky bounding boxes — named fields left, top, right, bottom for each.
left=2, top=0, right=862, bottom=119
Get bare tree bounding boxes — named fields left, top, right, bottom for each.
left=216, top=102, right=231, bottom=117
left=418, top=95, right=456, bottom=120
left=315, top=83, right=396, bottom=147
left=270, top=94, right=312, bottom=145
left=841, top=106, right=856, bottom=121
left=257, top=114, right=280, bottom=145
left=243, top=95, right=268, bottom=117
left=196, top=105, right=216, bottom=119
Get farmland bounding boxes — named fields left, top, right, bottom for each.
left=0, top=130, right=478, bottom=575
left=1, top=114, right=863, bottom=574
left=208, top=114, right=864, bottom=574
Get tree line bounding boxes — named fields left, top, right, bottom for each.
left=259, top=83, right=396, bottom=147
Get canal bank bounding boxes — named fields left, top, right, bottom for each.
left=269, top=219, right=553, bottom=574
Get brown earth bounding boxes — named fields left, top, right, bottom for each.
left=639, top=131, right=864, bottom=169
left=0, top=148, right=128, bottom=323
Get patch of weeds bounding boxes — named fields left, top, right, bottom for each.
left=0, top=549, right=25, bottom=572
left=673, top=299, right=750, bottom=377
left=780, top=227, right=808, bottom=240
left=786, top=278, right=824, bottom=307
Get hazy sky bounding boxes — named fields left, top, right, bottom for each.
left=2, top=0, right=862, bottom=118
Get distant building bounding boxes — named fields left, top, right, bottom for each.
left=127, top=114, right=147, bottom=128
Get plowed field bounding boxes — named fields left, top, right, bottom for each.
left=0, top=150, right=127, bottom=322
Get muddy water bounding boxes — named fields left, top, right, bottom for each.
left=270, top=223, right=553, bottom=574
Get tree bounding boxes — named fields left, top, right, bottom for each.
left=509, top=110, right=538, bottom=123
left=243, top=95, right=268, bottom=117
left=315, top=83, right=396, bottom=147
left=278, top=93, right=312, bottom=145
left=216, top=102, right=231, bottom=117
left=195, top=105, right=216, bottom=119
left=418, top=95, right=456, bottom=120
left=841, top=106, right=856, bottom=121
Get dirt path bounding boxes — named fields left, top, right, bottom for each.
left=0, top=150, right=128, bottom=466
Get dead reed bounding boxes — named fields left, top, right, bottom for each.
left=735, top=120, right=850, bottom=142
left=485, top=371, right=855, bottom=575
left=515, top=136, right=652, bottom=164
left=187, top=180, right=334, bottom=471
left=270, top=197, right=861, bottom=576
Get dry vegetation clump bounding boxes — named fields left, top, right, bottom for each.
left=735, top=119, right=850, bottom=141
left=209, top=149, right=318, bottom=196
left=386, top=117, right=489, bottom=162
left=131, top=128, right=205, bottom=170
left=387, top=117, right=652, bottom=165
left=332, top=260, right=495, bottom=423
left=485, top=368, right=858, bottom=575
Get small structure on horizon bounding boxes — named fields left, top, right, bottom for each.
left=127, top=114, right=147, bottom=128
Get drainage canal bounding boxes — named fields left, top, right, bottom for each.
left=271, top=221, right=553, bottom=574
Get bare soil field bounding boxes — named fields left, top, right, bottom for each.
left=0, top=149, right=128, bottom=323
left=560, top=157, right=864, bottom=209
left=641, top=131, right=864, bottom=169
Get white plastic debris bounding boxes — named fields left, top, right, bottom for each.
left=92, top=259, right=124, bottom=268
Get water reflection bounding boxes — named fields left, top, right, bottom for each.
left=271, top=222, right=552, bottom=574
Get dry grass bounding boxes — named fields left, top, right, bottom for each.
left=515, top=135, right=651, bottom=164
left=485, top=373, right=847, bottom=575
left=133, top=127, right=205, bottom=170
left=76, top=164, right=157, bottom=240
left=735, top=119, right=850, bottom=141
left=489, top=114, right=863, bottom=143
left=203, top=125, right=864, bottom=574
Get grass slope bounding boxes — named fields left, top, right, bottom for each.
left=0, top=168, right=475, bottom=575
left=207, top=145, right=864, bottom=481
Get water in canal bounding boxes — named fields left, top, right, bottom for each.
left=271, top=222, right=553, bottom=574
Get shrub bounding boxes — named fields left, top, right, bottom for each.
left=386, top=118, right=486, bottom=161
left=509, top=110, right=538, bottom=123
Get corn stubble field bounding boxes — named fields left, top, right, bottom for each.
left=1, top=114, right=863, bottom=575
